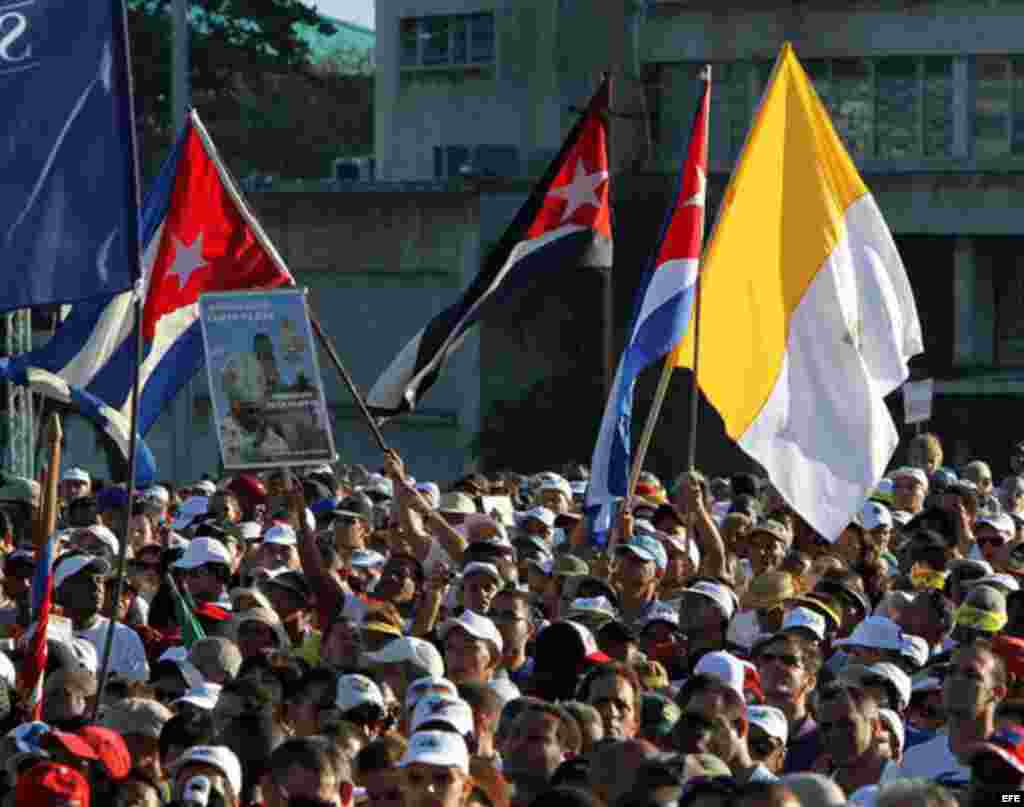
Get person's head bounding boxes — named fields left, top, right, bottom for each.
left=334, top=674, right=388, bottom=742
left=53, top=554, right=110, bottom=621
left=891, top=467, right=929, bottom=514
left=745, top=705, right=789, bottom=775
left=461, top=563, right=502, bottom=614
left=209, top=491, right=242, bottom=524
left=677, top=582, right=735, bottom=663
left=967, top=724, right=1024, bottom=803
left=816, top=683, right=884, bottom=769
left=112, top=775, right=163, bottom=807
left=332, top=495, right=372, bottom=554
left=580, top=662, right=642, bottom=740
left=102, top=698, right=175, bottom=783
left=746, top=521, right=792, bottom=576
left=159, top=710, right=217, bottom=772
left=672, top=674, right=748, bottom=764
left=613, top=536, right=666, bottom=597
left=975, top=513, right=1015, bottom=567
left=173, top=538, right=233, bottom=603
left=440, top=612, right=503, bottom=685
left=400, top=731, right=474, bottom=807
left=42, top=668, right=97, bottom=726
left=489, top=587, right=535, bottom=663
left=561, top=701, right=604, bottom=753
left=457, top=682, right=503, bottom=751
left=355, top=735, right=407, bottom=807
left=253, top=525, right=301, bottom=572
left=284, top=667, right=338, bottom=738
left=908, top=433, right=944, bottom=475
left=752, top=634, right=821, bottom=712
left=503, top=702, right=580, bottom=782
left=944, top=639, right=1008, bottom=721
left=876, top=781, right=958, bottom=807
left=188, top=637, right=243, bottom=685
left=171, top=745, right=243, bottom=807
left=374, top=553, right=423, bottom=605
left=265, top=736, right=353, bottom=807
left=234, top=608, right=290, bottom=659
left=963, top=461, right=994, bottom=496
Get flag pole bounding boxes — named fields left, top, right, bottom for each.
left=35, top=413, right=62, bottom=548
left=685, top=64, right=711, bottom=472
left=603, top=71, right=615, bottom=399
left=94, top=0, right=147, bottom=719
left=307, top=307, right=389, bottom=453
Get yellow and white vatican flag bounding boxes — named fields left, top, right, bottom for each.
left=672, top=43, right=923, bottom=541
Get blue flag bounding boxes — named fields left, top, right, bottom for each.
left=0, top=0, right=140, bottom=313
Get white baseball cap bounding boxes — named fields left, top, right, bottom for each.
left=835, top=616, right=904, bottom=651
left=173, top=681, right=223, bottom=711
left=842, top=662, right=912, bottom=711
left=977, top=513, right=1015, bottom=537
left=143, top=485, right=170, bottom=505
left=77, top=525, right=120, bottom=558
left=415, top=482, right=441, bottom=510
left=747, top=704, right=788, bottom=744
left=0, top=650, right=16, bottom=689
left=411, top=694, right=474, bottom=736
left=693, top=651, right=750, bottom=699
left=262, top=524, right=297, bottom=547
left=640, top=603, right=680, bottom=630
left=401, top=730, right=469, bottom=774
left=519, top=507, right=555, bottom=529
left=404, top=676, right=459, bottom=714
left=351, top=549, right=388, bottom=569
left=171, top=745, right=242, bottom=800
left=462, top=562, right=502, bottom=585
left=363, top=637, right=445, bottom=678
left=538, top=477, right=573, bottom=502
left=53, top=554, right=111, bottom=590
left=61, top=467, right=90, bottom=484
left=336, top=674, right=385, bottom=714
left=859, top=501, right=893, bottom=531
left=193, top=480, right=217, bottom=496
left=780, top=607, right=826, bottom=641
left=236, top=522, right=263, bottom=542
left=569, top=596, right=618, bottom=620
left=678, top=581, right=736, bottom=621
left=439, top=610, right=504, bottom=656
left=173, top=537, right=232, bottom=570
left=171, top=496, right=209, bottom=530
left=974, top=574, right=1021, bottom=592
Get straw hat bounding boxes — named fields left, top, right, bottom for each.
left=742, top=571, right=797, bottom=611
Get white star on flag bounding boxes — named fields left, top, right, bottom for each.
left=683, top=166, right=707, bottom=210
left=548, top=159, right=609, bottom=222
left=168, top=233, right=207, bottom=289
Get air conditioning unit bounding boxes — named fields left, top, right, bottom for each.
left=332, top=156, right=376, bottom=182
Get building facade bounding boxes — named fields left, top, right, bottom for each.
left=370, top=0, right=1024, bottom=476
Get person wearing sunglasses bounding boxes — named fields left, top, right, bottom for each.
left=751, top=632, right=823, bottom=774
left=975, top=513, right=1015, bottom=570
left=673, top=674, right=778, bottom=783
left=747, top=705, right=789, bottom=775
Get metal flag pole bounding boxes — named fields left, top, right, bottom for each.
left=94, top=0, right=147, bottom=719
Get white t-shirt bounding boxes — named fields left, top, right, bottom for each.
left=75, top=617, right=149, bottom=682
left=881, top=733, right=969, bottom=787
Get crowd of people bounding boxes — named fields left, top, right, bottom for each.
left=0, top=431, right=1023, bottom=807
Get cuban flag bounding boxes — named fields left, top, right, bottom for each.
left=17, top=535, right=57, bottom=720
left=0, top=110, right=294, bottom=470
left=585, top=72, right=710, bottom=539
left=367, top=78, right=613, bottom=417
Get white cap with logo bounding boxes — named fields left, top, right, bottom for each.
left=401, top=730, right=470, bottom=774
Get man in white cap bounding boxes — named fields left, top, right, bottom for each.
left=748, top=705, right=790, bottom=775
left=399, top=731, right=473, bottom=807
left=362, top=636, right=445, bottom=710
left=460, top=562, right=501, bottom=614
left=890, top=467, right=928, bottom=515
left=60, top=468, right=91, bottom=504
left=171, top=745, right=243, bottom=807
left=439, top=610, right=519, bottom=704
left=334, top=674, right=387, bottom=741
left=53, top=554, right=148, bottom=682
left=251, top=523, right=300, bottom=573
left=68, top=524, right=120, bottom=566
left=518, top=506, right=556, bottom=547
left=975, top=512, right=1015, bottom=570
left=537, top=476, right=573, bottom=515
left=173, top=536, right=234, bottom=609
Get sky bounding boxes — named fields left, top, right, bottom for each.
left=312, top=0, right=374, bottom=28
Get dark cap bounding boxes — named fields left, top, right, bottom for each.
left=333, top=493, right=373, bottom=522
left=96, top=486, right=129, bottom=514
left=597, top=620, right=636, bottom=645
left=262, top=570, right=312, bottom=606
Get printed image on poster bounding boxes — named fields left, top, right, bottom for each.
left=199, top=289, right=337, bottom=469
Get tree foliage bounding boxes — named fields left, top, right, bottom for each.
left=127, top=0, right=371, bottom=182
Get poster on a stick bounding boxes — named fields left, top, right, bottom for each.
left=199, top=289, right=337, bottom=470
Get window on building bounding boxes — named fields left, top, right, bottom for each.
left=399, top=13, right=496, bottom=68
left=972, top=56, right=1024, bottom=157
left=647, top=56, right=957, bottom=165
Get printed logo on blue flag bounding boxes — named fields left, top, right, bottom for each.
left=0, top=0, right=140, bottom=313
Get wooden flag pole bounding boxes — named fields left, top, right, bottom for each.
left=35, top=413, right=62, bottom=548
left=307, top=306, right=389, bottom=453
left=626, top=357, right=675, bottom=498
